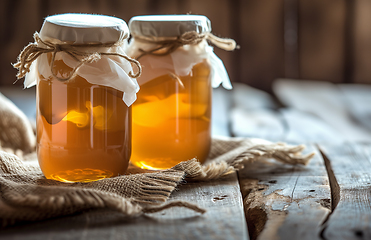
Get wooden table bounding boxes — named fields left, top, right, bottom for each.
left=1, top=79, right=371, bottom=240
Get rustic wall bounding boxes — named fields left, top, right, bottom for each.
left=0, top=0, right=370, bottom=92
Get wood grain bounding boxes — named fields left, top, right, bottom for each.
left=298, top=0, right=346, bottom=83
left=239, top=144, right=331, bottom=240
left=273, top=79, right=371, bottom=142
left=0, top=173, right=249, bottom=240
left=319, top=143, right=371, bottom=240
left=229, top=81, right=342, bottom=143
left=229, top=82, right=284, bottom=141
left=353, top=0, right=371, bottom=84
left=237, top=0, right=285, bottom=92
left=278, top=108, right=341, bottom=143
left=338, top=84, right=371, bottom=132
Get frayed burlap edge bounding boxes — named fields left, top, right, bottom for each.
left=0, top=137, right=313, bottom=227
left=0, top=152, right=205, bottom=227
left=174, top=137, right=314, bottom=181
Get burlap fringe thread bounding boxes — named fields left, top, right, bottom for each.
left=13, top=32, right=142, bottom=82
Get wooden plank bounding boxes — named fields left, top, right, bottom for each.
left=230, top=108, right=285, bottom=141
left=319, top=143, right=371, bottom=240
left=279, top=108, right=343, bottom=144
left=230, top=80, right=351, bottom=143
left=353, top=0, right=371, bottom=84
left=230, top=82, right=344, bottom=143
left=338, top=84, right=371, bottom=132
left=1, top=0, right=44, bottom=88
left=231, top=83, right=278, bottom=110
left=229, top=82, right=342, bottom=143
left=283, top=0, right=299, bottom=79
left=298, top=0, right=346, bottom=83
left=237, top=0, right=285, bottom=92
left=230, top=80, right=369, bottom=143
left=229, top=83, right=285, bottom=141
left=273, top=79, right=371, bottom=141
left=0, top=172, right=249, bottom=240
left=239, top=144, right=331, bottom=240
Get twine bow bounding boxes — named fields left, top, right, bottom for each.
left=135, top=31, right=238, bottom=60
left=14, top=32, right=142, bottom=82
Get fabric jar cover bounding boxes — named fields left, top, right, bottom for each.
left=127, top=15, right=233, bottom=89
left=23, top=13, right=140, bottom=107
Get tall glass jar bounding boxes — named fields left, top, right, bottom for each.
left=18, top=14, right=140, bottom=182
left=127, top=15, right=234, bottom=169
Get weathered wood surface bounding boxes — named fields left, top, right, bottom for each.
left=279, top=108, right=341, bottom=143
left=232, top=80, right=371, bottom=239
left=0, top=173, right=248, bottom=240
left=354, top=1, right=371, bottom=84
left=319, top=143, right=371, bottom=240
left=229, top=83, right=285, bottom=141
left=273, top=79, right=371, bottom=142
left=298, top=0, right=346, bottom=83
left=229, top=82, right=341, bottom=143
left=238, top=145, right=331, bottom=240
left=338, top=84, right=371, bottom=132
left=3, top=80, right=371, bottom=240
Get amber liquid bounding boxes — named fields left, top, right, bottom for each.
left=131, top=61, right=212, bottom=169
left=37, top=55, right=131, bottom=182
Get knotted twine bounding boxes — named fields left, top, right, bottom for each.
left=0, top=92, right=314, bottom=227
left=134, top=31, right=239, bottom=60
left=13, top=32, right=142, bottom=82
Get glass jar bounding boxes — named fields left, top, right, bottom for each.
left=127, top=15, right=233, bottom=169
left=20, top=14, right=140, bottom=182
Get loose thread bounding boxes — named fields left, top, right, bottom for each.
left=143, top=201, right=206, bottom=214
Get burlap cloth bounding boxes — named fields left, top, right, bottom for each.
left=0, top=92, right=314, bottom=227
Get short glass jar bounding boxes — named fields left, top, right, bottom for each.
left=18, top=14, right=140, bottom=182
left=127, top=15, right=234, bottom=169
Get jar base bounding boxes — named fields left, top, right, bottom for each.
left=47, top=168, right=114, bottom=183
left=131, top=159, right=180, bottom=170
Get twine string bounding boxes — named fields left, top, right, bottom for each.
left=135, top=31, right=238, bottom=60
left=13, top=32, right=142, bottom=82
left=143, top=201, right=206, bottom=214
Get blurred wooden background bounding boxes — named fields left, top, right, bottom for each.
left=1, top=0, right=371, bottom=92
